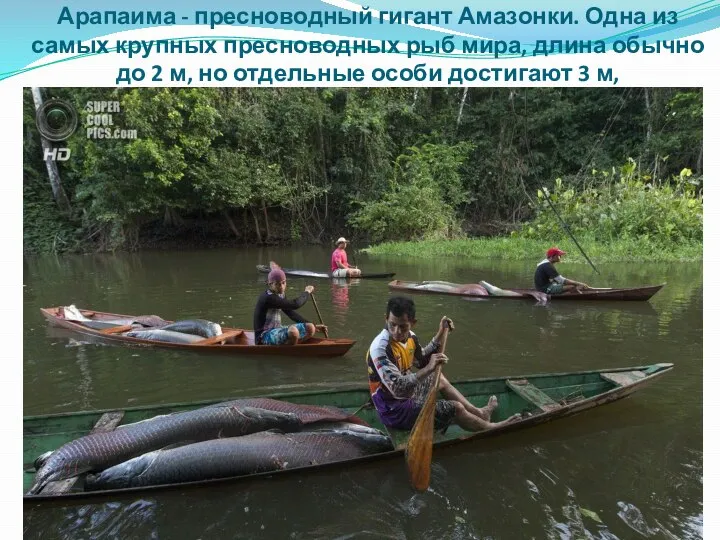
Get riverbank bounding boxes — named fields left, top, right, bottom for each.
left=361, top=236, right=702, bottom=262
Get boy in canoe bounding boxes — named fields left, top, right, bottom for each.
left=331, top=237, right=362, bottom=278
left=366, top=296, right=521, bottom=432
left=535, top=247, right=591, bottom=294
left=253, top=264, right=326, bottom=345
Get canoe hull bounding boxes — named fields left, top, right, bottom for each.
left=257, top=265, right=395, bottom=279
left=40, top=307, right=355, bottom=357
left=388, top=280, right=664, bottom=301
left=24, top=363, right=672, bottom=503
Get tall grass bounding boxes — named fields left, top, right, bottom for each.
left=363, top=236, right=701, bottom=262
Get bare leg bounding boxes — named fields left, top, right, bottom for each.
left=439, top=376, right=493, bottom=420
left=299, top=323, right=316, bottom=342
left=476, top=395, right=499, bottom=421
left=450, top=402, right=522, bottom=432
left=286, top=326, right=300, bottom=345
left=562, top=284, right=582, bottom=293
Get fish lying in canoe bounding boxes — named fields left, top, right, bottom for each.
left=86, top=427, right=393, bottom=490
left=42, top=306, right=356, bottom=357
left=25, top=364, right=674, bottom=500
left=389, top=280, right=664, bottom=302
left=28, top=398, right=367, bottom=495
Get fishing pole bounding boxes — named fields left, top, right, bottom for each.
left=541, top=188, right=600, bottom=275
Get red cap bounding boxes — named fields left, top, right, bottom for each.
left=546, top=247, right=567, bottom=258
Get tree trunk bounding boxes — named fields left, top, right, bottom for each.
left=697, top=143, right=703, bottom=174
left=250, top=208, right=263, bottom=244
left=456, top=87, right=469, bottom=129
left=644, top=88, right=657, bottom=182
left=223, top=209, right=241, bottom=238
left=163, top=207, right=184, bottom=227
left=316, top=105, right=330, bottom=224
left=30, top=87, right=71, bottom=213
left=262, top=203, right=271, bottom=242
left=644, top=88, right=653, bottom=143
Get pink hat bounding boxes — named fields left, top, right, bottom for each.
left=268, top=268, right=286, bottom=282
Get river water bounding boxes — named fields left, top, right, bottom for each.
left=23, top=247, right=702, bottom=539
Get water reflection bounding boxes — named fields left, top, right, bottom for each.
left=331, top=278, right=361, bottom=323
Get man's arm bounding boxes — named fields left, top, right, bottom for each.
left=284, top=309, right=309, bottom=324
left=415, top=317, right=453, bottom=368
left=555, top=274, right=589, bottom=288
left=415, top=337, right=440, bottom=369
left=370, top=353, right=420, bottom=398
left=265, top=292, right=310, bottom=311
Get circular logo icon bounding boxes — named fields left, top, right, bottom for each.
left=35, top=98, right=78, bottom=142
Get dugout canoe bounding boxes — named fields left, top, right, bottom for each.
left=40, top=307, right=355, bottom=357
left=256, top=265, right=395, bottom=279
left=388, top=280, right=665, bottom=301
left=24, top=362, right=672, bottom=503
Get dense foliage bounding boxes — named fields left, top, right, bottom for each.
left=23, top=88, right=702, bottom=253
left=519, top=160, right=703, bottom=245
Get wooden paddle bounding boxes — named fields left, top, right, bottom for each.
left=405, top=318, right=453, bottom=491
left=310, top=293, right=329, bottom=338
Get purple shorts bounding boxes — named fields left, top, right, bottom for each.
left=260, top=323, right=309, bottom=345
left=372, top=373, right=456, bottom=431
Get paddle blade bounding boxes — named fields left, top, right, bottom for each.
left=405, top=384, right=439, bottom=491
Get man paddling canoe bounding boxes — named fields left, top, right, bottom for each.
left=366, top=296, right=521, bottom=432
left=535, top=247, right=591, bottom=295
left=253, top=263, right=327, bottom=345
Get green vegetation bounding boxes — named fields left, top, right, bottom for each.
left=519, top=161, right=702, bottom=245
left=24, top=88, right=702, bottom=256
left=362, top=236, right=700, bottom=262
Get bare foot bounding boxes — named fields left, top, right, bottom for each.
left=493, top=413, right=522, bottom=428
left=475, top=395, right=498, bottom=421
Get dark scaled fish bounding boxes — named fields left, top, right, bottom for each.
left=219, top=398, right=370, bottom=427
left=28, top=404, right=302, bottom=495
left=86, top=428, right=394, bottom=490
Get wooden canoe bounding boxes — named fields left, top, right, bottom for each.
left=388, top=280, right=665, bottom=301
left=23, top=362, right=672, bottom=502
left=40, top=307, right=355, bottom=357
left=257, top=265, right=395, bottom=279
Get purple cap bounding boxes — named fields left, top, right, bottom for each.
left=268, top=268, right=286, bottom=282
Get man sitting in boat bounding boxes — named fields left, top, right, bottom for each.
left=253, top=265, right=326, bottom=345
left=535, top=247, right=591, bottom=294
left=366, top=296, right=521, bottom=432
left=331, top=237, right=362, bottom=278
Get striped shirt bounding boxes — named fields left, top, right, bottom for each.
left=366, top=328, right=439, bottom=403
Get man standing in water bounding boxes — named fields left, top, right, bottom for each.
left=331, top=237, right=362, bottom=278
left=534, top=247, right=591, bottom=294
left=253, top=264, right=326, bottom=345
left=366, top=296, right=521, bottom=432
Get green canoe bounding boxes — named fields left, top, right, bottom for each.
left=24, top=363, right=672, bottom=503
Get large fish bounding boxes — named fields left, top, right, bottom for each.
left=28, top=404, right=302, bottom=495
left=158, top=320, right=222, bottom=338
left=85, top=428, right=394, bottom=490
left=220, top=398, right=370, bottom=427
left=125, top=329, right=205, bottom=344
